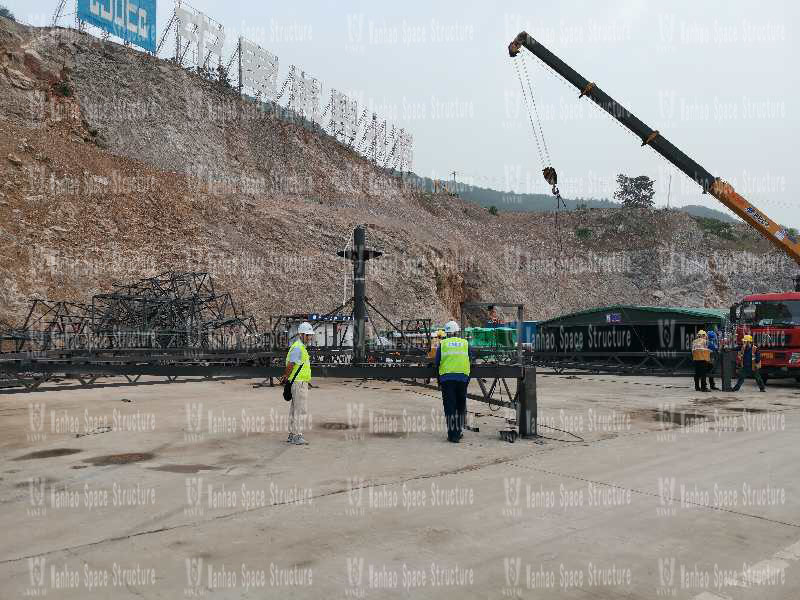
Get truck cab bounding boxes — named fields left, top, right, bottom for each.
left=731, top=292, right=800, bottom=382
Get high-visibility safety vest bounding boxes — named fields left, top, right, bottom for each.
left=439, top=337, right=470, bottom=376
left=691, top=337, right=711, bottom=362
left=286, top=340, right=311, bottom=382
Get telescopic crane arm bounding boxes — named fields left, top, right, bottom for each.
left=508, top=31, right=800, bottom=268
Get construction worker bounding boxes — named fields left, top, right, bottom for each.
left=707, top=329, right=720, bottom=391
left=733, top=335, right=766, bottom=393
left=427, top=329, right=445, bottom=360
left=434, top=320, right=471, bottom=443
left=691, top=330, right=711, bottom=392
left=280, top=322, right=314, bottom=444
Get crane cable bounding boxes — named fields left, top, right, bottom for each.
left=512, top=57, right=545, bottom=170
left=512, top=54, right=567, bottom=299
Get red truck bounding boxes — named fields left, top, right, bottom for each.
left=731, top=289, right=800, bottom=384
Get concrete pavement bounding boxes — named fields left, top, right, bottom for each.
left=1, top=373, right=799, bottom=598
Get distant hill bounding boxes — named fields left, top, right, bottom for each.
left=404, top=175, right=739, bottom=224
left=679, top=204, right=737, bottom=224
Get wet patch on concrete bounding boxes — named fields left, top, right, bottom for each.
left=14, top=448, right=82, bottom=460
left=84, top=452, right=154, bottom=466
left=725, top=407, right=769, bottom=414
left=70, top=465, right=88, bottom=470
left=629, top=409, right=707, bottom=427
left=15, top=477, right=58, bottom=488
left=320, top=422, right=354, bottom=430
left=692, top=396, right=737, bottom=406
left=150, top=464, right=221, bottom=473
left=653, top=409, right=707, bottom=427
left=370, top=431, right=407, bottom=438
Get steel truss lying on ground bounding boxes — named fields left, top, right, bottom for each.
left=1, top=272, right=265, bottom=354
left=0, top=349, right=527, bottom=401
left=531, top=351, right=697, bottom=376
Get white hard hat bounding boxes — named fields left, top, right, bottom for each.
left=444, top=320, right=460, bottom=334
left=297, top=322, right=314, bottom=335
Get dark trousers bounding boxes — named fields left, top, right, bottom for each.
left=693, top=361, right=709, bottom=391
left=733, top=368, right=766, bottom=392
left=440, top=380, right=467, bottom=440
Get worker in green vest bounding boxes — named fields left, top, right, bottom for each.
left=434, top=320, right=472, bottom=443
left=280, top=322, right=314, bottom=445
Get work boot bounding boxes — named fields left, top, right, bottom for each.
left=287, top=434, right=295, bottom=443
left=293, top=435, right=308, bottom=445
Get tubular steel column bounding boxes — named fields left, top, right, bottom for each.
left=518, top=366, right=537, bottom=437
left=720, top=349, right=736, bottom=392
left=516, top=305, right=523, bottom=367
left=337, top=226, right=382, bottom=365
left=353, top=226, right=367, bottom=363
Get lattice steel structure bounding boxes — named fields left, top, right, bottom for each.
left=1, top=272, right=262, bottom=353
left=91, top=272, right=260, bottom=350
left=8, top=300, right=95, bottom=353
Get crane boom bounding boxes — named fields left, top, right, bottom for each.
left=508, top=31, right=800, bottom=268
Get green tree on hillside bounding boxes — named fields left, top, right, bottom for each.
left=614, top=174, right=655, bottom=208
left=0, top=5, right=15, bottom=21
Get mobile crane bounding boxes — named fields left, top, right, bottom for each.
left=508, top=31, right=800, bottom=381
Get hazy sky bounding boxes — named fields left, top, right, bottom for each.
left=8, top=0, right=798, bottom=226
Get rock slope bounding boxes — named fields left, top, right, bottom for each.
left=0, top=18, right=795, bottom=329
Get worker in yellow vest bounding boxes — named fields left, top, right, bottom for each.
left=691, top=330, right=711, bottom=392
left=427, top=329, right=445, bottom=360
left=281, top=322, right=314, bottom=445
left=434, top=320, right=472, bottom=443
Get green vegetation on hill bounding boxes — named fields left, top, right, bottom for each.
left=691, top=216, right=737, bottom=241
left=403, top=173, right=740, bottom=225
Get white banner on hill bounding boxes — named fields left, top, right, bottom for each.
left=289, top=67, right=321, bottom=123
left=175, top=3, right=225, bottom=69
left=239, top=37, right=279, bottom=99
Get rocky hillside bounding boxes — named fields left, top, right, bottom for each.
left=0, top=18, right=796, bottom=329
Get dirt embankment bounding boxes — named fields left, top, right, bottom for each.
left=0, top=18, right=795, bottom=328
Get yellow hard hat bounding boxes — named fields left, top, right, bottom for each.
left=697, top=330, right=707, bottom=337
left=436, top=330, right=445, bottom=338
left=743, top=335, right=754, bottom=342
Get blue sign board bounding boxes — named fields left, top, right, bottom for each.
left=77, top=0, right=157, bottom=53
